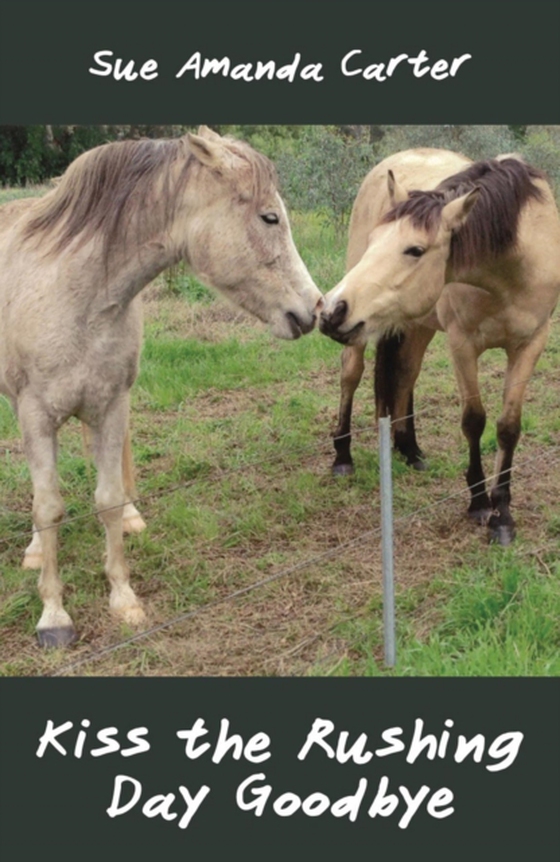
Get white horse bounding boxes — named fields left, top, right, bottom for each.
left=0, top=126, right=322, bottom=647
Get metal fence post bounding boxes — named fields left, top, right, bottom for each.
left=378, top=416, right=396, bottom=667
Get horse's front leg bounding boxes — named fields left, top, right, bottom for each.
left=332, top=343, right=366, bottom=476
left=18, top=397, right=76, bottom=647
left=90, top=395, right=145, bottom=626
left=448, top=332, right=493, bottom=525
left=489, top=324, right=549, bottom=546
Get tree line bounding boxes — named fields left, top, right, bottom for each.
left=1, top=125, right=558, bottom=230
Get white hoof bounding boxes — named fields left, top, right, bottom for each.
left=120, top=604, right=147, bottom=626
left=37, top=606, right=75, bottom=632
left=122, top=503, right=147, bottom=535
left=111, top=603, right=146, bottom=627
left=22, top=552, right=43, bottom=570
left=110, top=584, right=146, bottom=627
left=122, top=515, right=147, bottom=535
left=24, top=529, right=43, bottom=569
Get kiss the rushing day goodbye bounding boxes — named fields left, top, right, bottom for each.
left=34, top=716, right=523, bottom=830
left=88, top=49, right=473, bottom=83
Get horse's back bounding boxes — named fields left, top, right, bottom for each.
left=347, top=148, right=471, bottom=270
left=516, top=174, right=560, bottom=284
left=0, top=195, right=39, bottom=223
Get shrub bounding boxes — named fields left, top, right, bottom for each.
left=520, top=126, right=560, bottom=197
left=162, top=264, right=213, bottom=302
left=276, top=126, right=374, bottom=233
left=375, top=125, right=519, bottom=162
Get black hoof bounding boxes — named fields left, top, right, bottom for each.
left=332, top=462, right=354, bottom=477
left=410, top=458, right=428, bottom=472
left=37, top=626, right=78, bottom=648
left=488, top=525, right=516, bottom=546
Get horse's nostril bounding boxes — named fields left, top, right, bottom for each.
left=331, top=300, right=348, bottom=329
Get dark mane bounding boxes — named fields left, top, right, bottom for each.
left=22, top=135, right=277, bottom=262
left=382, top=159, right=547, bottom=272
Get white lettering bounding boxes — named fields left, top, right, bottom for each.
left=341, top=49, right=363, bottom=76
left=89, top=50, right=114, bottom=77
left=297, top=718, right=336, bottom=760
left=106, top=775, right=143, bottom=818
left=36, top=720, right=73, bottom=757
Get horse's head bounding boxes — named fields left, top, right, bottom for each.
left=176, top=127, right=322, bottom=339
left=319, top=170, right=478, bottom=344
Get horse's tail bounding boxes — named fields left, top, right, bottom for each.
left=374, top=331, right=412, bottom=421
left=375, top=330, right=426, bottom=468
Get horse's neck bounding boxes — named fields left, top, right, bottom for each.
left=82, top=227, right=183, bottom=313
left=445, top=259, right=519, bottom=299
left=104, top=241, right=180, bottom=308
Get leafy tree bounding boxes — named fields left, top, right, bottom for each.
left=275, top=126, right=374, bottom=232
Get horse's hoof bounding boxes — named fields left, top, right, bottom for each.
left=332, top=462, right=354, bottom=477
left=410, top=459, right=428, bottom=472
left=113, top=604, right=146, bottom=627
left=22, top=552, right=43, bottom=570
left=489, top=525, right=516, bottom=546
left=123, top=515, right=147, bottom=535
left=37, top=626, right=78, bottom=648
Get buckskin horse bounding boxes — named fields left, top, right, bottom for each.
left=0, top=127, right=322, bottom=646
left=319, top=148, right=560, bottom=546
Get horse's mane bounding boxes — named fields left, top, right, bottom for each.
left=382, top=158, right=547, bottom=272
left=22, top=135, right=277, bottom=261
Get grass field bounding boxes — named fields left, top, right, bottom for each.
left=0, top=189, right=559, bottom=677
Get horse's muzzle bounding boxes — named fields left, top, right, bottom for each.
left=285, top=310, right=316, bottom=338
left=319, top=301, right=365, bottom=344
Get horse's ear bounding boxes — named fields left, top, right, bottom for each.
left=496, top=152, right=524, bottom=163
left=197, top=125, right=222, bottom=141
left=387, top=170, right=408, bottom=206
left=441, top=188, right=480, bottom=232
left=186, top=132, right=225, bottom=169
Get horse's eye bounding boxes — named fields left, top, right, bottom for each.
left=260, top=213, right=279, bottom=225
left=404, top=246, right=426, bottom=258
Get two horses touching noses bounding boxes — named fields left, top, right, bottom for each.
left=2, top=130, right=559, bottom=650
left=320, top=148, right=560, bottom=548
left=0, top=127, right=322, bottom=647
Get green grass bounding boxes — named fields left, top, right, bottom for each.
left=136, top=331, right=340, bottom=409
left=0, top=186, right=49, bottom=204
left=326, top=553, right=560, bottom=677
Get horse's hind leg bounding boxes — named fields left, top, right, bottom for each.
left=88, top=420, right=147, bottom=536
left=22, top=524, right=43, bottom=570
left=90, top=395, right=145, bottom=626
left=332, top=343, right=366, bottom=476
left=21, top=423, right=145, bottom=570
left=121, top=426, right=147, bottom=535
left=375, top=326, right=435, bottom=469
left=18, top=398, right=76, bottom=647
left=488, top=325, right=549, bottom=546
